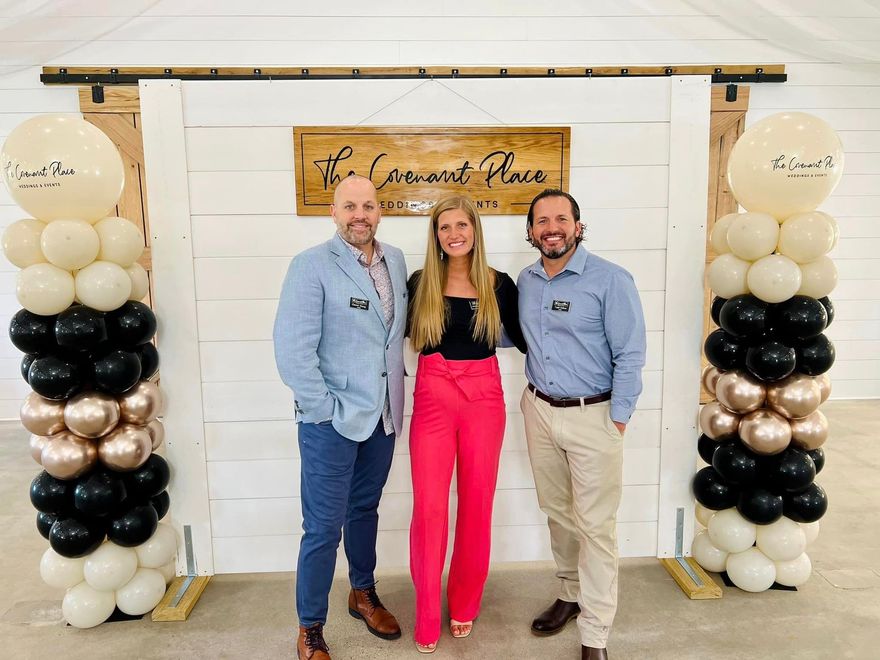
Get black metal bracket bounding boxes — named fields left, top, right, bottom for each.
left=91, top=85, right=104, bottom=104
left=726, top=84, right=738, bottom=102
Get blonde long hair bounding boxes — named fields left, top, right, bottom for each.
left=409, top=196, right=501, bottom=352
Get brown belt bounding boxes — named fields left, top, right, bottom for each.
left=528, top=383, right=612, bottom=408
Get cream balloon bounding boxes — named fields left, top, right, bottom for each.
left=798, top=256, right=838, bottom=298
left=16, top=263, right=75, bottom=315
left=20, top=391, right=66, bottom=436
left=726, top=212, right=779, bottom=261
left=2, top=218, right=46, bottom=267
left=699, top=402, right=741, bottom=441
left=778, top=211, right=837, bottom=263
left=707, top=253, right=751, bottom=298
left=39, top=547, right=85, bottom=589
left=75, top=260, right=132, bottom=312
left=118, top=380, right=163, bottom=425
left=115, top=568, right=166, bottom=616
left=800, top=521, right=820, bottom=545
left=692, top=530, right=728, bottom=572
left=126, top=262, right=149, bottom=301
left=766, top=374, right=822, bottom=419
left=710, top=213, right=738, bottom=255
left=0, top=114, right=124, bottom=222
left=701, top=365, right=722, bottom=398
left=715, top=370, right=766, bottom=414
left=95, top=217, right=144, bottom=267
left=747, top=254, right=802, bottom=304
left=708, top=507, right=757, bottom=554
left=62, top=581, right=117, bottom=629
left=774, top=553, right=812, bottom=587
left=815, top=374, right=832, bottom=403
left=726, top=547, right=777, bottom=593
left=756, top=517, right=807, bottom=562
left=695, top=502, right=715, bottom=528
left=158, top=561, right=176, bottom=585
left=727, top=112, right=844, bottom=219
left=135, top=523, right=178, bottom=569
left=39, top=219, right=100, bottom=271
left=789, top=410, right=829, bottom=451
left=64, top=391, right=120, bottom=439
left=739, top=409, right=792, bottom=455
left=84, top=542, right=139, bottom=592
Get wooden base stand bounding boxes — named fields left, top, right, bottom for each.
left=660, top=557, right=722, bottom=600
left=152, top=575, right=211, bottom=622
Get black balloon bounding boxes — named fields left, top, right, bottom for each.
left=55, top=305, right=107, bottom=350
left=818, top=297, right=834, bottom=329
left=769, top=296, right=828, bottom=340
left=151, top=491, right=170, bottom=520
left=20, top=353, right=37, bottom=383
left=745, top=340, right=796, bottom=382
left=784, top=483, right=828, bottom=523
left=125, top=455, right=171, bottom=501
left=27, top=354, right=82, bottom=400
left=108, top=504, right=158, bottom=547
left=761, top=447, right=816, bottom=493
left=9, top=308, right=57, bottom=354
left=74, top=470, right=127, bottom=518
left=808, top=448, right=826, bottom=474
left=692, top=466, right=739, bottom=510
left=704, top=330, right=747, bottom=371
left=697, top=434, right=718, bottom=465
left=92, top=348, right=142, bottom=394
left=719, top=295, right=769, bottom=340
left=135, top=342, right=160, bottom=380
left=30, top=471, right=74, bottom=514
left=36, top=511, right=59, bottom=540
left=712, top=440, right=758, bottom=486
left=796, top=334, right=835, bottom=376
left=49, top=517, right=105, bottom=558
left=737, top=487, right=784, bottom=525
left=710, top=296, right=728, bottom=326
left=105, top=301, right=157, bottom=347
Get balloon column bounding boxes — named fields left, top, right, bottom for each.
left=692, top=112, right=842, bottom=593
left=2, top=115, right=176, bottom=627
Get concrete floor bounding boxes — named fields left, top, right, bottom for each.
left=1, top=400, right=878, bottom=660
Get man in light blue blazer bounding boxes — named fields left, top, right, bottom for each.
left=274, top=175, right=408, bottom=660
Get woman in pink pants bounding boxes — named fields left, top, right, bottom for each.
left=407, top=195, right=527, bottom=653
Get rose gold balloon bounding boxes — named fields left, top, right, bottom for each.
left=29, top=433, right=51, bottom=465
left=146, top=419, right=165, bottom=450
left=20, top=392, right=66, bottom=436
left=766, top=374, right=822, bottom=419
left=715, top=370, right=766, bottom=414
left=789, top=410, right=829, bottom=451
left=739, top=409, right=791, bottom=455
left=40, top=432, right=97, bottom=479
left=98, top=423, right=152, bottom=471
left=815, top=374, right=832, bottom=403
left=118, top=380, right=164, bottom=425
left=699, top=402, right=741, bottom=440
left=64, top=391, right=120, bottom=439
left=701, top=365, right=722, bottom=397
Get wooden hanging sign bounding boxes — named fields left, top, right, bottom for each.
left=293, top=126, right=570, bottom=215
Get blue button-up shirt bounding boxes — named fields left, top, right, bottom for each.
left=517, top=246, right=647, bottom=423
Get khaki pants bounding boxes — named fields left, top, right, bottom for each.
left=520, top=387, right=624, bottom=649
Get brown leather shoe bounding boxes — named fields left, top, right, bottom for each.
left=531, top=599, right=580, bottom=636
left=348, top=586, right=402, bottom=640
left=582, top=646, right=608, bottom=659
left=297, top=623, right=331, bottom=660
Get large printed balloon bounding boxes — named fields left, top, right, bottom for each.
left=727, top=112, right=844, bottom=219
left=1, top=114, right=124, bottom=222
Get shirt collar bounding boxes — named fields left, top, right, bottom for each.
left=340, top=233, right=384, bottom=267
left=529, top=245, right=588, bottom=280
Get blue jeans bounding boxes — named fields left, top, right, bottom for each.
left=296, top=420, right=395, bottom=627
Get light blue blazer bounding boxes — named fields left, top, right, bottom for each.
left=273, top=233, right=408, bottom=442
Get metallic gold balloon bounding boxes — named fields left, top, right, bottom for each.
left=789, top=410, right=829, bottom=451
left=29, top=433, right=51, bottom=465
left=118, top=380, right=163, bottom=425
left=699, top=402, right=741, bottom=441
left=766, top=374, right=822, bottom=419
left=715, top=370, right=766, bottom=414
left=701, top=365, right=722, bottom=397
left=20, top=392, right=66, bottom=436
left=64, top=391, right=120, bottom=439
left=97, top=423, right=152, bottom=471
left=739, top=409, right=791, bottom=456
left=145, top=419, right=165, bottom=450
left=40, top=432, right=97, bottom=479
left=815, top=373, right=832, bottom=403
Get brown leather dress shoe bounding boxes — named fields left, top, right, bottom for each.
left=582, top=646, right=608, bottom=659
left=297, top=623, right=331, bottom=660
left=348, top=586, right=402, bottom=640
left=530, top=599, right=580, bottom=636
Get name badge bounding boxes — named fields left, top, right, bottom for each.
left=551, top=300, right=571, bottom=312
left=350, top=297, right=370, bottom=310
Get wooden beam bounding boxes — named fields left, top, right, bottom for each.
left=78, top=86, right=141, bottom=113
left=151, top=576, right=211, bottom=622
left=82, top=113, right=144, bottom=163
left=660, top=557, right=723, bottom=600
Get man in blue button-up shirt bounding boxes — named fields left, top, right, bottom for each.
left=517, top=189, right=646, bottom=660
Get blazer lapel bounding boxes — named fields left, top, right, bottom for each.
left=330, top=235, right=385, bottom=328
